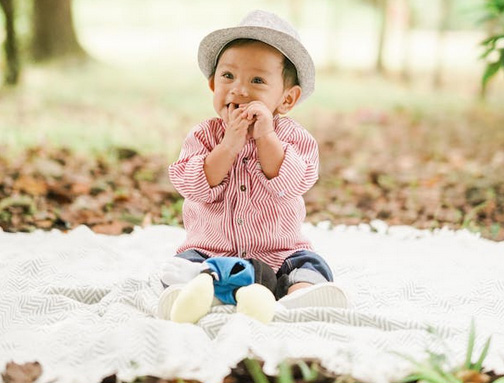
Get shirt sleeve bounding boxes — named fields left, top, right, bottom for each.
left=169, top=122, right=229, bottom=203
left=249, top=123, right=319, bottom=200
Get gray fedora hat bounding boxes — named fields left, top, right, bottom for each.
left=198, top=10, right=315, bottom=103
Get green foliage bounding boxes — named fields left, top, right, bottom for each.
left=277, top=361, right=296, bottom=383
left=485, top=0, right=504, bottom=14
left=243, top=358, right=269, bottom=383
left=463, top=319, right=492, bottom=372
left=0, top=195, right=36, bottom=215
left=397, top=351, right=463, bottom=383
left=397, top=319, right=493, bottom=383
left=479, top=0, right=504, bottom=92
left=295, top=360, right=320, bottom=382
left=160, top=199, right=183, bottom=226
left=243, top=358, right=324, bottom=383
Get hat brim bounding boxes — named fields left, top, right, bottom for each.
left=198, top=26, right=315, bottom=103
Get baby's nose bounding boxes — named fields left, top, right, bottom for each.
left=231, top=82, right=249, bottom=97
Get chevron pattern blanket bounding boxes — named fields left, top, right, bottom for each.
left=1, top=223, right=503, bottom=383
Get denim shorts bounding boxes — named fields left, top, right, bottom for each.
left=175, top=249, right=333, bottom=299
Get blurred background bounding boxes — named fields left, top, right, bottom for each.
left=0, top=0, right=503, bottom=239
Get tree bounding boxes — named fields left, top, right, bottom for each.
left=31, top=0, right=85, bottom=61
left=377, top=0, right=414, bottom=81
left=433, top=0, right=453, bottom=88
left=362, top=0, right=398, bottom=75
left=375, top=0, right=389, bottom=74
left=0, top=0, right=20, bottom=85
left=397, top=0, right=414, bottom=82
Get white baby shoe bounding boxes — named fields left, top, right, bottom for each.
left=277, top=282, right=348, bottom=309
left=157, top=284, right=183, bottom=320
left=157, top=273, right=214, bottom=323
left=235, top=283, right=276, bottom=324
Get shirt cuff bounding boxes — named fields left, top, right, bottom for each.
left=170, top=154, right=229, bottom=203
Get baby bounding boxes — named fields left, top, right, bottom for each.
left=158, top=10, right=347, bottom=323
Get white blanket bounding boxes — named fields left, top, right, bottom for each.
left=1, top=222, right=503, bottom=383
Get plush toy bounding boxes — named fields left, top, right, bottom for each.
left=157, top=256, right=277, bottom=324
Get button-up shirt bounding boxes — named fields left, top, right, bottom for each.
left=169, top=115, right=318, bottom=272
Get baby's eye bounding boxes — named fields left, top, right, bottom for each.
left=252, top=77, right=265, bottom=84
left=221, top=71, right=233, bottom=79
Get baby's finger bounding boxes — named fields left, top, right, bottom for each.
left=233, top=107, right=246, bottom=119
left=240, top=101, right=263, bottom=111
left=241, top=106, right=258, bottom=120
left=229, top=103, right=245, bottom=120
left=227, top=103, right=237, bottom=120
left=232, top=106, right=247, bottom=120
left=238, top=118, right=251, bottom=130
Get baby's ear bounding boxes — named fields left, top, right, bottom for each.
left=208, top=76, right=215, bottom=92
left=277, top=85, right=302, bottom=114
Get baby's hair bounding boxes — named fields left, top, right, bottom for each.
left=211, top=38, right=300, bottom=89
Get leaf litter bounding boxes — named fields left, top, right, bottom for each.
left=0, top=106, right=503, bottom=240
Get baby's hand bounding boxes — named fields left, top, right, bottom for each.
left=221, top=103, right=250, bottom=155
left=240, top=101, right=274, bottom=140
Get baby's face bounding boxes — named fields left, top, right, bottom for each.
left=209, top=41, right=289, bottom=124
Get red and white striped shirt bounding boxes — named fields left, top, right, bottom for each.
left=169, top=115, right=319, bottom=272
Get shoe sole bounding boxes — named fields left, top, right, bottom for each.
left=157, top=285, right=183, bottom=320
left=277, top=283, right=348, bottom=309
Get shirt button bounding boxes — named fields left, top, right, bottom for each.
left=237, top=218, right=243, bottom=225
left=240, top=185, right=246, bottom=192
left=242, top=157, right=248, bottom=164
left=241, top=251, right=247, bottom=257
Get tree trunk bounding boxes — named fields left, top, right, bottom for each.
left=376, top=0, right=389, bottom=74
left=433, top=0, right=452, bottom=88
left=399, top=0, right=413, bottom=82
left=0, top=0, right=20, bottom=85
left=31, top=0, right=85, bottom=61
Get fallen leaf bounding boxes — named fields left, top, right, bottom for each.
left=13, top=176, right=48, bottom=196
left=92, top=220, right=129, bottom=235
left=33, top=157, right=64, bottom=178
left=47, top=184, right=73, bottom=204
left=99, top=374, right=118, bottom=383
left=71, top=181, right=92, bottom=195
left=1, top=361, right=42, bottom=383
left=142, top=212, right=153, bottom=227
left=59, top=207, right=105, bottom=226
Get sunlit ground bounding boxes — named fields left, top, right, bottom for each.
left=1, top=61, right=502, bottom=159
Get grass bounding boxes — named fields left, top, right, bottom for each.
left=396, top=319, right=503, bottom=383
left=0, top=62, right=208, bottom=159
left=1, top=60, right=503, bottom=157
